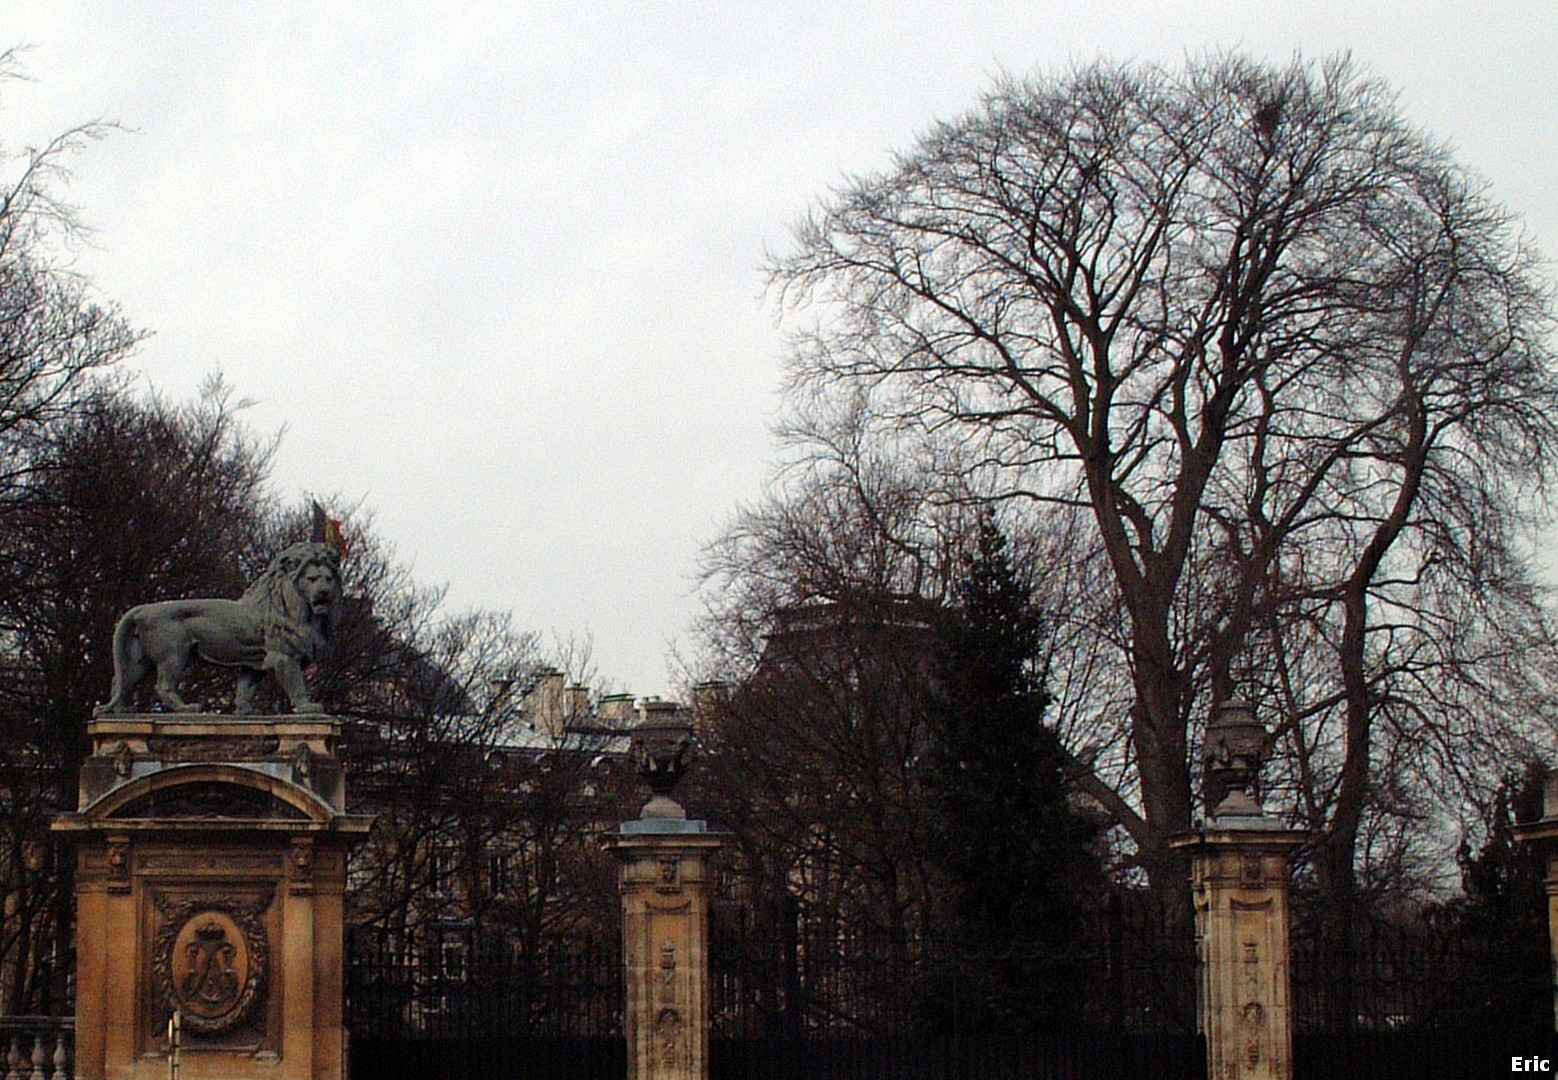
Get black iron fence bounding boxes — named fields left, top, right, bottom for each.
left=343, top=895, right=1553, bottom=1079
left=709, top=893, right=1197, bottom=1041
left=703, top=895, right=1206, bottom=1080
left=1293, top=1031, right=1558, bottom=1080
left=343, top=904, right=1204, bottom=1079
left=1290, top=911, right=1550, bottom=1033
left=347, top=1035, right=624, bottom=1080
left=346, top=929, right=623, bottom=1040
left=344, top=896, right=1198, bottom=1046
left=710, top=1032, right=1205, bottom=1080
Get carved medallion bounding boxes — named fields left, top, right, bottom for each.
left=174, top=915, right=248, bottom=1020
left=151, top=890, right=271, bottom=1036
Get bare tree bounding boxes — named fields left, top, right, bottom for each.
left=697, top=582, right=948, bottom=1027
left=345, top=607, right=540, bottom=938
left=767, top=53, right=1558, bottom=914
left=0, top=380, right=274, bottom=1012
left=336, top=564, right=631, bottom=961
left=0, top=52, right=138, bottom=483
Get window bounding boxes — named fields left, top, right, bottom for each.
left=487, top=850, right=508, bottom=898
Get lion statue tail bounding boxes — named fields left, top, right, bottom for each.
left=94, top=610, right=144, bottom=716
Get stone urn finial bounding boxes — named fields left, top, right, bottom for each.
left=1202, top=699, right=1270, bottom=822
left=630, top=701, right=695, bottom=820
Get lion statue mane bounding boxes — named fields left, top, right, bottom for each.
left=94, top=542, right=343, bottom=716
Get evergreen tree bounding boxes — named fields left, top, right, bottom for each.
left=1433, top=763, right=1550, bottom=1028
left=925, top=512, right=1102, bottom=1029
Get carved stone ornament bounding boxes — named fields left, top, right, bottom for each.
left=630, top=710, right=695, bottom=818
left=151, top=888, right=272, bottom=1036
left=658, top=941, right=677, bottom=1004
left=1202, top=700, right=1270, bottom=819
left=655, top=1007, right=684, bottom=1070
left=658, top=856, right=680, bottom=891
left=288, top=837, right=315, bottom=895
left=94, top=542, right=342, bottom=717
left=631, top=719, right=693, bottom=796
left=145, top=736, right=280, bottom=762
left=106, top=836, right=131, bottom=893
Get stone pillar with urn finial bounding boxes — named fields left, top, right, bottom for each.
left=1171, top=701, right=1308, bottom=1080
left=602, top=700, right=725, bottom=1080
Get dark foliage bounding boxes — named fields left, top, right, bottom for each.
left=1436, top=764, right=1550, bottom=1030
left=0, top=381, right=272, bottom=1012
left=921, top=514, right=1105, bottom=1031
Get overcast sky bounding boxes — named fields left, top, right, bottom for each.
left=3, top=2, right=1554, bottom=698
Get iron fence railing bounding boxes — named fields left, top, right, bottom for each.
left=346, top=931, right=623, bottom=1039
left=709, top=894, right=1198, bottom=1040
left=344, top=897, right=1552, bottom=1049
left=1290, top=913, right=1550, bottom=1033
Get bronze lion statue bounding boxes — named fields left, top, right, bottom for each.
left=94, top=542, right=343, bottom=716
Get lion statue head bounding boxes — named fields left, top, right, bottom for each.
left=240, top=542, right=343, bottom=664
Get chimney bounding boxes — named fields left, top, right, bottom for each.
left=565, top=683, right=591, bottom=723
left=639, top=698, right=680, bottom=727
left=599, top=693, right=636, bottom=728
left=487, top=677, right=515, bottom=713
left=522, top=668, right=566, bottom=738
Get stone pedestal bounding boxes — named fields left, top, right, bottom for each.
left=1514, top=773, right=1558, bottom=1030
left=603, top=824, right=724, bottom=1080
left=52, top=716, right=372, bottom=1080
left=1171, top=826, right=1307, bottom=1080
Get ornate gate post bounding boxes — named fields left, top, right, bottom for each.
left=1171, top=701, right=1308, bottom=1080
left=53, top=715, right=372, bottom=1080
left=50, top=542, right=371, bottom=1080
left=1514, top=771, right=1558, bottom=1029
left=603, top=702, right=725, bottom=1080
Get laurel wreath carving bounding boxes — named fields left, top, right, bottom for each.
left=150, top=886, right=273, bottom=1036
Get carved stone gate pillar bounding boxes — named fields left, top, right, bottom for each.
left=1514, top=772, right=1558, bottom=1030
left=52, top=716, right=372, bottom=1080
left=606, top=831, right=724, bottom=1080
left=603, top=704, right=725, bottom=1080
left=1172, top=827, right=1307, bottom=1080
left=1171, top=701, right=1307, bottom=1080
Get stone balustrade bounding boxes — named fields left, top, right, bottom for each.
left=0, top=1018, right=73, bottom=1080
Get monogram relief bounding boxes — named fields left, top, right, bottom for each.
left=150, top=888, right=272, bottom=1036
left=174, top=915, right=246, bottom=1019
